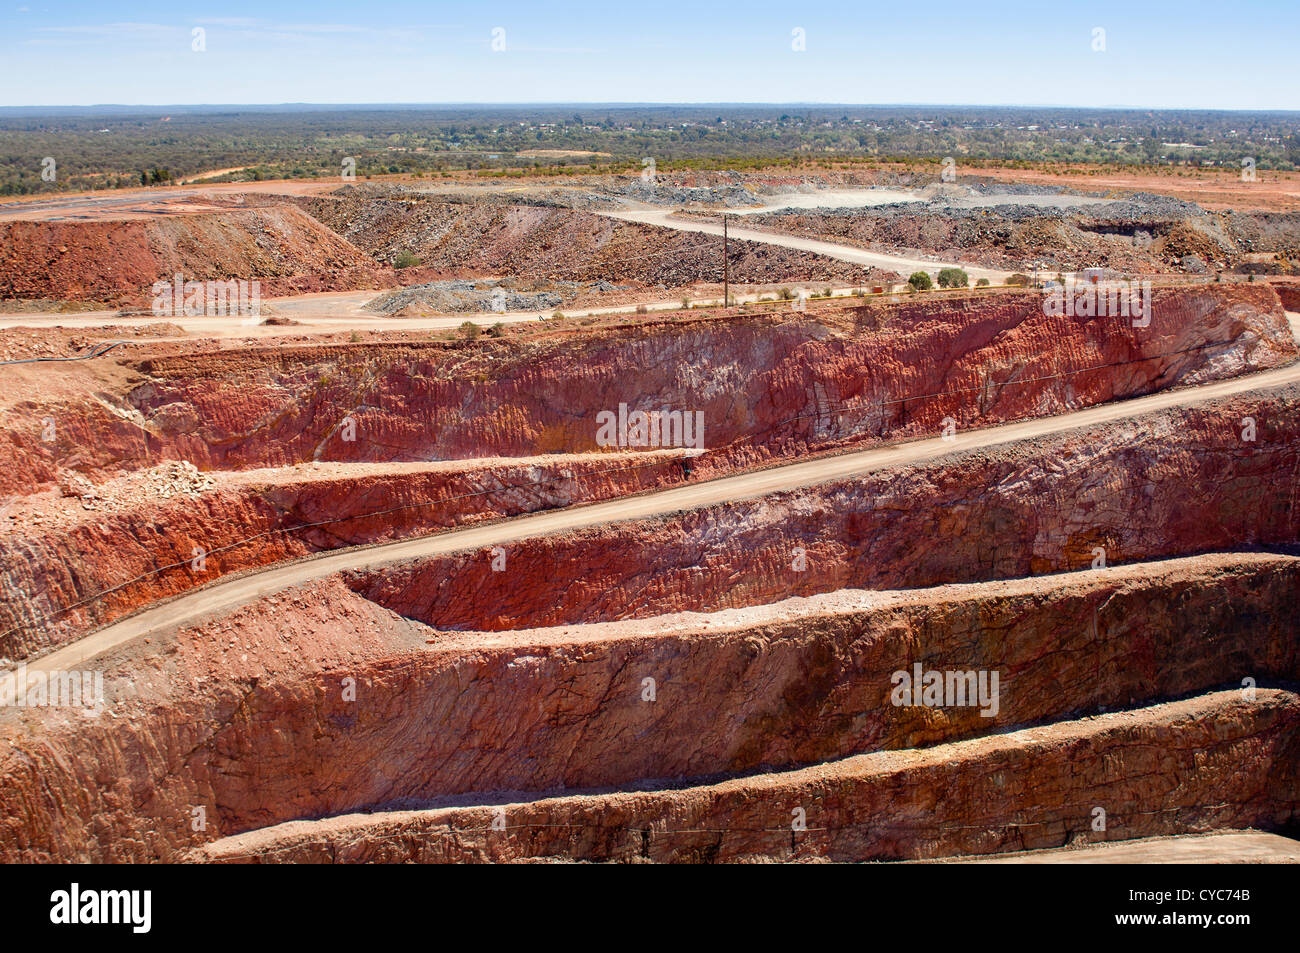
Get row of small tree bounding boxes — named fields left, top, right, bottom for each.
left=908, top=268, right=973, bottom=291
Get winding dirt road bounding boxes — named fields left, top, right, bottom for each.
left=21, top=345, right=1300, bottom=675
left=602, top=207, right=1013, bottom=283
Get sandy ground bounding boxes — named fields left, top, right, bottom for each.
left=0, top=179, right=339, bottom=222
left=729, top=187, right=1113, bottom=215
left=1, top=282, right=1029, bottom=341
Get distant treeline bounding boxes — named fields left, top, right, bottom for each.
left=1, top=104, right=1297, bottom=195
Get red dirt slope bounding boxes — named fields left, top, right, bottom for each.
left=0, top=206, right=389, bottom=305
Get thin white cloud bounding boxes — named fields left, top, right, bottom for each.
left=508, top=46, right=599, bottom=54
left=197, top=18, right=448, bottom=36
left=37, top=22, right=181, bottom=36
left=194, top=17, right=260, bottom=28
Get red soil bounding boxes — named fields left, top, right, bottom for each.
left=0, top=206, right=389, bottom=306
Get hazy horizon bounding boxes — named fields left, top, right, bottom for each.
left=3, top=102, right=1300, bottom=114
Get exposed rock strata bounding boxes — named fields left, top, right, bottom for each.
left=0, top=453, right=687, bottom=661
left=349, top=384, right=1300, bottom=631
left=195, top=690, right=1300, bottom=863
left=1, top=553, right=1295, bottom=862
left=0, top=207, right=386, bottom=305
left=2, top=285, right=1289, bottom=494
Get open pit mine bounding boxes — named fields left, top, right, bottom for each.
left=1, top=176, right=1299, bottom=867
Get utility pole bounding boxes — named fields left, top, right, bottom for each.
left=722, top=213, right=729, bottom=308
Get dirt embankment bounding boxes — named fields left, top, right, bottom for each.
left=2, top=285, right=1288, bottom=496
left=0, top=206, right=390, bottom=306
left=303, top=193, right=891, bottom=287
left=2, top=552, right=1296, bottom=863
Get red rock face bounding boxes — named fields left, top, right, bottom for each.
left=1269, top=279, right=1300, bottom=310
left=0, top=454, right=687, bottom=662
left=1, top=554, right=1295, bottom=863
left=0, top=280, right=1294, bottom=865
left=198, top=690, right=1300, bottom=864
left=3, top=285, right=1288, bottom=497
left=348, top=385, right=1300, bottom=631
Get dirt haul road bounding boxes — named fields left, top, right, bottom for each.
left=18, top=345, right=1300, bottom=676
left=0, top=285, right=932, bottom=339
left=602, top=208, right=1013, bottom=283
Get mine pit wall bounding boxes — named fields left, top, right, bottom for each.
left=1269, top=279, right=1300, bottom=311
left=2, top=554, right=1297, bottom=862
left=0, top=454, right=686, bottom=662
left=3, top=283, right=1286, bottom=496
left=349, top=385, right=1300, bottom=631
left=200, top=691, right=1300, bottom=864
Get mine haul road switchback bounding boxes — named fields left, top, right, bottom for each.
left=20, top=321, right=1300, bottom=677
left=601, top=207, right=1014, bottom=284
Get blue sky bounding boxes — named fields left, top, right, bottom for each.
left=1, top=1, right=1297, bottom=109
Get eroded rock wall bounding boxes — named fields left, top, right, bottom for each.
left=0, top=207, right=387, bottom=305
left=2, top=554, right=1295, bottom=862
left=3, top=285, right=1287, bottom=495
left=199, top=690, right=1300, bottom=863
left=0, top=454, right=686, bottom=661
left=350, top=385, right=1300, bottom=631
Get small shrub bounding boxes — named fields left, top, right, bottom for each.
left=487, top=322, right=506, bottom=337
left=635, top=304, right=649, bottom=314
left=551, top=310, right=566, bottom=319
left=908, top=271, right=933, bottom=291
left=680, top=297, right=691, bottom=309
left=937, top=268, right=969, bottom=289
left=1006, top=273, right=1031, bottom=287
left=458, top=321, right=481, bottom=339
left=976, top=277, right=990, bottom=287
left=394, top=250, right=420, bottom=269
